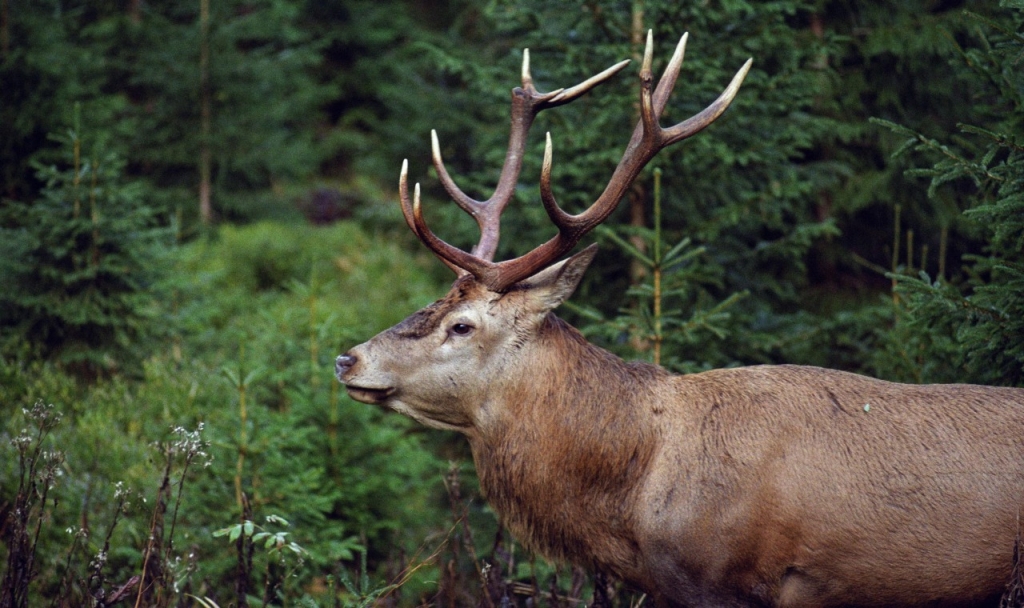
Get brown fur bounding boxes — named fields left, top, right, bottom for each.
left=337, top=257, right=1024, bottom=608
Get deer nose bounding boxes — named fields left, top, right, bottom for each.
left=335, top=354, right=357, bottom=381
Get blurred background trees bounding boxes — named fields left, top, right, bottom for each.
left=1, top=0, right=1021, bottom=605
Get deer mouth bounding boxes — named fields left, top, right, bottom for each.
left=345, top=385, right=396, bottom=404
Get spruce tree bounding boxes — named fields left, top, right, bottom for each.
left=0, top=111, right=169, bottom=376
left=872, top=8, right=1024, bottom=387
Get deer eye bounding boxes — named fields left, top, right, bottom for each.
left=449, top=323, right=474, bottom=336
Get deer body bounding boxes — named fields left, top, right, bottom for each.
left=341, top=263, right=1024, bottom=607
left=336, top=33, right=1024, bottom=606
left=633, top=365, right=1024, bottom=607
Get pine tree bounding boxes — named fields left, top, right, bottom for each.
left=0, top=110, right=170, bottom=376
left=0, top=0, right=335, bottom=227
left=871, top=8, right=1024, bottom=386
left=119, top=0, right=334, bottom=224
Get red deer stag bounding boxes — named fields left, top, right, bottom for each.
left=336, top=32, right=1024, bottom=607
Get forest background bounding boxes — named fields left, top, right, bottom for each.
left=1, top=0, right=1022, bottom=606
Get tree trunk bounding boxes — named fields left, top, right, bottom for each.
left=628, top=1, right=647, bottom=283
left=1, top=0, right=9, bottom=58
left=198, top=0, right=212, bottom=224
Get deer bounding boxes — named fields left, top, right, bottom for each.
left=335, top=32, right=1024, bottom=607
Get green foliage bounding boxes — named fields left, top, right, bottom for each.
left=0, top=401, right=64, bottom=608
left=0, top=400, right=210, bottom=606
left=870, top=9, right=1024, bottom=386
left=298, top=0, right=487, bottom=182
left=0, top=1, right=129, bottom=203
left=573, top=169, right=748, bottom=373
left=4, top=1, right=1024, bottom=605
left=124, top=0, right=335, bottom=221
left=0, top=110, right=169, bottom=376
left=159, top=221, right=449, bottom=592
left=331, top=548, right=398, bottom=608
left=0, top=0, right=335, bottom=224
left=213, top=514, right=310, bottom=604
left=1, top=221, right=450, bottom=605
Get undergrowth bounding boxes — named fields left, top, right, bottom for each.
left=0, top=221, right=645, bottom=606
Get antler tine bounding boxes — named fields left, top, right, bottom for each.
left=411, top=182, right=481, bottom=277
left=476, top=32, right=752, bottom=291
left=400, top=160, right=468, bottom=277
left=521, top=48, right=536, bottom=93
left=547, top=58, right=632, bottom=107
left=398, top=159, right=417, bottom=234
left=662, top=57, right=752, bottom=145
left=654, top=32, right=688, bottom=117
left=430, top=130, right=505, bottom=259
left=430, top=130, right=481, bottom=214
left=539, top=132, right=573, bottom=227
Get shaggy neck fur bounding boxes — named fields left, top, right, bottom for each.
left=469, top=314, right=667, bottom=581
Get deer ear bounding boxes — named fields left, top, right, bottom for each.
left=516, top=244, right=598, bottom=313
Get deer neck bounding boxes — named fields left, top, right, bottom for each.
left=468, top=314, right=665, bottom=574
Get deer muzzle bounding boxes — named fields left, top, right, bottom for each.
left=335, top=352, right=396, bottom=404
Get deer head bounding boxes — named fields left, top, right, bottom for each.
left=336, top=31, right=751, bottom=431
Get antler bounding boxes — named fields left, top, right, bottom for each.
left=402, top=31, right=752, bottom=291
left=399, top=48, right=629, bottom=274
